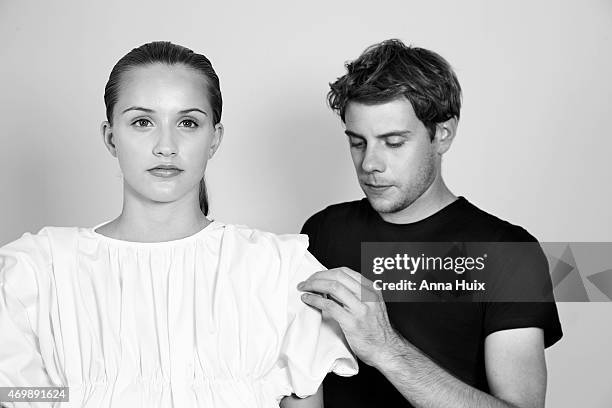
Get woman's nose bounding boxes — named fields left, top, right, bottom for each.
left=153, top=127, right=178, bottom=157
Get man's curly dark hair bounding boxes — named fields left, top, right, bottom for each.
left=328, top=39, right=462, bottom=140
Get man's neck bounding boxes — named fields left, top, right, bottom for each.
left=378, top=178, right=457, bottom=224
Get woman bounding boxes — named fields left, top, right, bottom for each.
left=0, top=42, right=357, bottom=407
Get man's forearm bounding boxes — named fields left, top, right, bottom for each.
left=374, top=336, right=519, bottom=408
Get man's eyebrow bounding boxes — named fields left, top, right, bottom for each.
left=345, top=130, right=411, bottom=138
left=345, top=130, right=365, bottom=139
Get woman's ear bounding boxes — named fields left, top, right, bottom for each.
left=208, top=123, right=224, bottom=159
left=101, top=121, right=117, bottom=157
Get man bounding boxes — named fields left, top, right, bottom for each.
left=298, top=39, right=562, bottom=407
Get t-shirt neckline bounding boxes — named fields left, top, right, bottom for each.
left=369, top=196, right=468, bottom=228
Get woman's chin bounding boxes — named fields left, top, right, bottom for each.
left=126, top=189, right=195, bottom=207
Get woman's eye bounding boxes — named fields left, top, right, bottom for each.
left=386, top=142, right=404, bottom=148
left=179, top=119, right=198, bottom=128
left=133, top=119, right=152, bottom=127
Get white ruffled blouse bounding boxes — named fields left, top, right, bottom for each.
left=0, top=221, right=357, bottom=407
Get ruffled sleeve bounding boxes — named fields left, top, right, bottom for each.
left=272, top=236, right=358, bottom=399
left=0, top=233, right=54, bottom=393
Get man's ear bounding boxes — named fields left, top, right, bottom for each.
left=433, top=117, right=458, bottom=155
left=101, top=121, right=117, bottom=157
left=208, top=123, right=224, bottom=159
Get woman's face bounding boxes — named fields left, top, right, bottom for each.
left=102, top=63, right=222, bottom=209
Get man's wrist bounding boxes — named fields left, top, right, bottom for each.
left=372, top=330, right=412, bottom=371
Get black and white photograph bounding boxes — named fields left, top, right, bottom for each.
left=1, top=1, right=611, bottom=407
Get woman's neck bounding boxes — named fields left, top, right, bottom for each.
left=97, top=190, right=210, bottom=243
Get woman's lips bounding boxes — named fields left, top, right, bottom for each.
left=147, top=166, right=183, bottom=178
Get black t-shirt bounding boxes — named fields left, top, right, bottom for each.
left=301, top=197, right=563, bottom=408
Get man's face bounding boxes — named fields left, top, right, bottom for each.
left=344, top=97, right=439, bottom=215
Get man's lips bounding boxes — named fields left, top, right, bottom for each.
left=362, top=182, right=394, bottom=194
left=363, top=182, right=393, bottom=189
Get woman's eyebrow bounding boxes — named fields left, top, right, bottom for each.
left=120, top=107, right=208, bottom=116
left=121, top=106, right=154, bottom=114
left=178, top=108, right=208, bottom=116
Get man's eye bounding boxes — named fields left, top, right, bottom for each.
left=133, top=119, right=152, bottom=127
left=349, top=139, right=365, bottom=149
left=179, top=119, right=198, bottom=128
left=385, top=137, right=406, bottom=148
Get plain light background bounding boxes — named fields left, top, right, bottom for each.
left=1, top=0, right=611, bottom=406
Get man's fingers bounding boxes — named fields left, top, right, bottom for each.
left=336, top=267, right=362, bottom=282
left=298, top=278, right=363, bottom=311
left=300, top=292, right=352, bottom=326
left=311, top=267, right=377, bottom=293
left=304, top=267, right=362, bottom=294
left=301, top=267, right=383, bottom=304
left=337, top=267, right=377, bottom=291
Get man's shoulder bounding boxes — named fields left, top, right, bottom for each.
left=303, top=199, right=368, bottom=231
left=459, top=199, right=538, bottom=243
left=301, top=196, right=540, bottom=243
left=309, top=199, right=367, bottom=219
left=301, top=199, right=369, bottom=265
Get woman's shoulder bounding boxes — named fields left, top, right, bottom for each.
left=0, top=226, right=92, bottom=270
left=220, top=222, right=309, bottom=253
left=1, top=227, right=51, bottom=257
left=1, top=226, right=85, bottom=252
left=215, top=222, right=317, bottom=275
left=0, top=228, right=60, bottom=301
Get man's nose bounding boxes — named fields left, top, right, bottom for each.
left=153, top=126, right=178, bottom=157
left=361, top=146, right=385, bottom=173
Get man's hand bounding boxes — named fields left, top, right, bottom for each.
left=297, top=267, right=547, bottom=408
left=297, top=267, right=401, bottom=368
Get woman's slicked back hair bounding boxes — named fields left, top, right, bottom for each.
left=103, top=41, right=222, bottom=215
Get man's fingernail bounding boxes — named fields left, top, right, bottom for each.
left=297, top=282, right=305, bottom=290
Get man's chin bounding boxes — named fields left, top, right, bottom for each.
left=365, top=194, right=403, bottom=214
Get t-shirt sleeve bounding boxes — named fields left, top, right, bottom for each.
left=482, top=228, right=563, bottom=348
left=300, top=212, right=323, bottom=258
left=0, top=234, right=54, bottom=396
left=271, top=236, right=358, bottom=399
